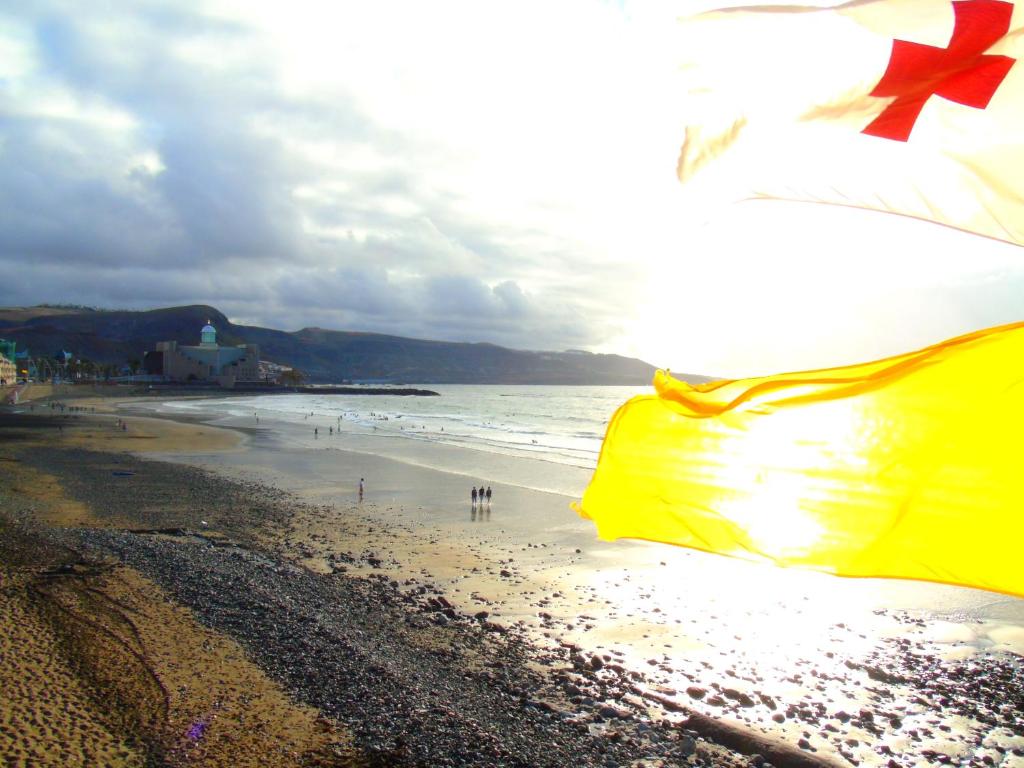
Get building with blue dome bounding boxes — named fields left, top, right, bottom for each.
left=151, top=321, right=260, bottom=387
left=200, top=323, right=217, bottom=346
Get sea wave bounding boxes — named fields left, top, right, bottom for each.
left=160, top=384, right=641, bottom=470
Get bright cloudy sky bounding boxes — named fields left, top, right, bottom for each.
left=2, top=0, right=1022, bottom=378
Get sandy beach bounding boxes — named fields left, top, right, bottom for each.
left=0, top=403, right=748, bottom=767
left=0, top=411, right=361, bottom=767
left=1, top=389, right=1022, bottom=767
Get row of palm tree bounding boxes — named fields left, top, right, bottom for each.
left=26, top=354, right=305, bottom=385
left=27, top=356, right=127, bottom=382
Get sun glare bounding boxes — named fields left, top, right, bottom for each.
left=708, top=398, right=860, bottom=563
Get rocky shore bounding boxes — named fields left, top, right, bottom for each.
left=1, top=425, right=746, bottom=767
left=2, top=411, right=1022, bottom=767
left=59, top=526, right=710, bottom=767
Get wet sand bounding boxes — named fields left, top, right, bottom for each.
left=1, top=409, right=750, bottom=766
left=188, top=442, right=1024, bottom=767
left=139, top=399, right=1024, bottom=767
left=3, top=397, right=1024, bottom=767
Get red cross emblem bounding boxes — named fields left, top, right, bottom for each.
left=862, top=0, right=1016, bottom=141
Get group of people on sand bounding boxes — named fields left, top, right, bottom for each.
left=471, top=485, right=492, bottom=505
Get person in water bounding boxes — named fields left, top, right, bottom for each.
left=471, top=487, right=478, bottom=504
left=485, top=486, right=492, bottom=503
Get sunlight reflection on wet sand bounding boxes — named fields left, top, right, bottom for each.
left=144, top=400, right=1024, bottom=768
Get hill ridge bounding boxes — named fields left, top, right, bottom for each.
left=0, top=304, right=709, bottom=386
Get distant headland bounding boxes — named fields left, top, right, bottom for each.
left=0, top=304, right=712, bottom=386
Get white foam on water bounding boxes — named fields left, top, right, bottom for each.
left=161, top=384, right=648, bottom=476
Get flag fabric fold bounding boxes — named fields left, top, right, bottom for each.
left=675, top=0, right=1024, bottom=244
left=577, top=323, right=1024, bottom=597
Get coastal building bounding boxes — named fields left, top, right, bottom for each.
left=258, top=359, right=294, bottom=383
left=0, top=339, right=16, bottom=385
left=149, top=321, right=260, bottom=388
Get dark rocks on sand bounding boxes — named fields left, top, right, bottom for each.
left=598, top=705, right=630, bottom=720
left=671, top=736, right=697, bottom=758
left=722, top=688, right=756, bottom=708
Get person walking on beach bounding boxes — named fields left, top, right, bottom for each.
left=485, top=486, right=492, bottom=504
left=359, top=478, right=364, bottom=500
left=471, top=486, right=478, bottom=505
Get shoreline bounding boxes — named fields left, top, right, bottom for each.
left=0, top=430, right=362, bottom=767
left=0, top=409, right=756, bottom=767
left=2, top=398, right=1023, bottom=766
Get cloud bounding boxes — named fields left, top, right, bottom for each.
left=7, top=1, right=1020, bottom=375
left=0, top=0, right=658, bottom=357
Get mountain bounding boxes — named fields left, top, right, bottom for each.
left=0, top=304, right=710, bottom=385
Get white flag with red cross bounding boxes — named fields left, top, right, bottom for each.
left=676, top=0, right=1024, bottom=244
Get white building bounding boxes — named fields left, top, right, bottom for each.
left=0, top=353, right=15, bottom=386
left=154, top=322, right=260, bottom=388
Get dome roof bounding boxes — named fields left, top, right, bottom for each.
left=200, top=321, right=217, bottom=345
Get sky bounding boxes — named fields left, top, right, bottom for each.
left=2, top=0, right=1023, bottom=378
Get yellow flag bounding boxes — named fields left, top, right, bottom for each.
left=577, top=322, right=1024, bottom=597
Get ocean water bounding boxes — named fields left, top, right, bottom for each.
left=162, top=385, right=649, bottom=489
